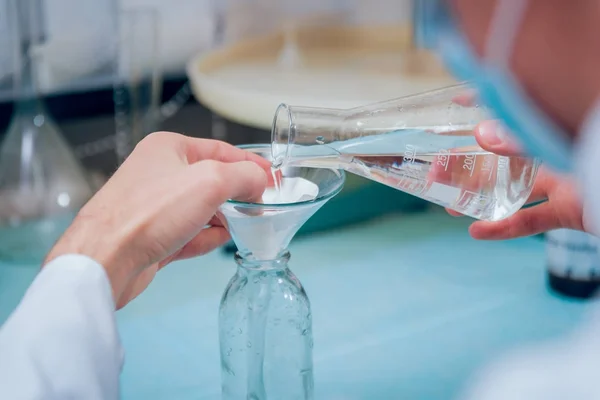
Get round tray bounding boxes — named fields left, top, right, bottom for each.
left=187, top=24, right=456, bottom=130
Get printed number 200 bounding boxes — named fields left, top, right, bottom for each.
left=463, top=154, right=476, bottom=171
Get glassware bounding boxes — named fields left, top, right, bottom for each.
left=0, top=0, right=94, bottom=264
left=217, top=144, right=345, bottom=399
left=546, top=229, right=600, bottom=299
left=113, top=6, right=193, bottom=164
left=114, top=7, right=162, bottom=163
left=271, top=82, right=540, bottom=222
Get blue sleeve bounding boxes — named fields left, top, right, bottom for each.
left=0, top=255, right=124, bottom=400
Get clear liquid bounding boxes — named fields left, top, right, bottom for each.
left=220, top=268, right=314, bottom=400
left=278, top=148, right=537, bottom=221
left=271, top=167, right=283, bottom=201
left=246, top=276, right=271, bottom=400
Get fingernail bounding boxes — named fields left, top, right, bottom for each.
left=478, top=121, right=507, bottom=146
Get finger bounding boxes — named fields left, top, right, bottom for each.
left=469, top=202, right=560, bottom=240
left=138, top=133, right=274, bottom=181
left=181, top=137, right=269, bottom=166
left=445, top=208, right=464, bottom=217
left=451, top=90, right=478, bottom=107
left=207, top=215, right=225, bottom=227
left=475, top=121, right=524, bottom=157
left=171, top=226, right=231, bottom=263
left=187, top=138, right=279, bottom=187
left=525, top=167, right=555, bottom=204
left=188, top=159, right=268, bottom=212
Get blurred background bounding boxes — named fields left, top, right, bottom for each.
left=0, top=0, right=458, bottom=263
left=1, top=3, right=599, bottom=399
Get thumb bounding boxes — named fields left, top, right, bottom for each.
left=475, top=120, right=524, bottom=157
left=189, top=160, right=268, bottom=211
left=222, top=160, right=268, bottom=203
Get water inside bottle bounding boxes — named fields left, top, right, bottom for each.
left=272, top=130, right=538, bottom=221
left=246, top=275, right=271, bottom=400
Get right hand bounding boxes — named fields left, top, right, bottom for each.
left=447, top=120, right=587, bottom=240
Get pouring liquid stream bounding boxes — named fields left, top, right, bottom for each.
left=271, top=144, right=537, bottom=222
left=271, top=167, right=283, bottom=201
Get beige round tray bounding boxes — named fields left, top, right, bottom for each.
left=187, top=24, right=456, bottom=130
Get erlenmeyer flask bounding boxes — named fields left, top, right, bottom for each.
left=0, top=0, right=94, bottom=264
left=271, top=82, right=540, bottom=221
left=217, top=144, right=345, bottom=399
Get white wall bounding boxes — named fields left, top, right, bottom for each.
left=1, top=0, right=413, bottom=96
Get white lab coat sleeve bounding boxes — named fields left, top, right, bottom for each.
left=459, top=305, right=600, bottom=400
left=0, top=254, right=124, bottom=400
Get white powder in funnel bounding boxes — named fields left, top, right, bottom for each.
left=262, top=177, right=319, bottom=204
left=225, top=177, right=320, bottom=260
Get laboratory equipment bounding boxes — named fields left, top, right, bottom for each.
left=271, top=82, right=540, bottom=222
left=0, top=0, right=94, bottom=264
left=0, top=0, right=15, bottom=95
left=189, top=0, right=442, bottom=241
left=189, top=0, right=452, bottom=129
left=114, top=7, right=161, bottom=163
left=30, top=0, right=118, bottom=95
left=113, top=6, right=193, bottom=164
left=217, top=144, right=345, bottom=399
left=546, top=229, right=600, bottom=299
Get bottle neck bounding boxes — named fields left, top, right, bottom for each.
left=235, top=250, right=291, bottom=274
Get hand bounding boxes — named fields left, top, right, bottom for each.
left=447, top=120, right=587, bottom=240
left=45, top=132, right=271, bottom=309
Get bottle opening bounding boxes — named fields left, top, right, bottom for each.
left=271, top=103, right=293, bottom=168
left=235, top=250, right=291, bottom=270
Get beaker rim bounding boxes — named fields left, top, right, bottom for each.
left=226, top=143, right=346, bottom=209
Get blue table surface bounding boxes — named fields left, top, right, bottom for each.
left=0, top=210, right=596, bottom=400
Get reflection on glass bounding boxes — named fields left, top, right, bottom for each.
left=0, top=0, right=93, bottom=264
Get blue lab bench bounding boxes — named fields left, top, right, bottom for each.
left=0, top=210, right=595, bottom=399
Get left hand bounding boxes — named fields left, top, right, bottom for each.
left=45, top=133, right=272, bottom=309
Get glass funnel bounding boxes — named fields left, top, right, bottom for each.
left=271, top=82, right=540, bottom=221
left=0, top=0, right=94, bottom=264
left=217, top=144, right=345, bottom=400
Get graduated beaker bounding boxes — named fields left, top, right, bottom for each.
left=271, top=83, right=540, bottom=221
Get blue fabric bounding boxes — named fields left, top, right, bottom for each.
left=0, top=212, right=594, bottom=399
left=414, top=1, right=573, bottom=172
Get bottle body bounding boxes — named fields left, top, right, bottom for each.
left=219, top=253, right=314, bottom=400
left=271, top=83, right=540, bottom=221
left=546, top=229, right=600, bottom=299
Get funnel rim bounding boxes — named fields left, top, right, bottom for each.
left=227, top=143, right=346, bottom=209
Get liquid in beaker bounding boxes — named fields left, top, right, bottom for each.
left=271, top=83, right=540, bottom=221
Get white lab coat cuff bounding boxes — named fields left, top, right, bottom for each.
left=0, top=254, right=124, bottom=399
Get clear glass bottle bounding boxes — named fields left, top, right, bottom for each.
left=271, top=82, right=540, bottom=222
left=546, top=229, right=600, bottom=299
left=219, top=251, right=314, bottom=400
left=217, top=144, right=344, bottom=399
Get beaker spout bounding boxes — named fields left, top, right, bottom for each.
left=271, top=103, right=345, bottom=168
